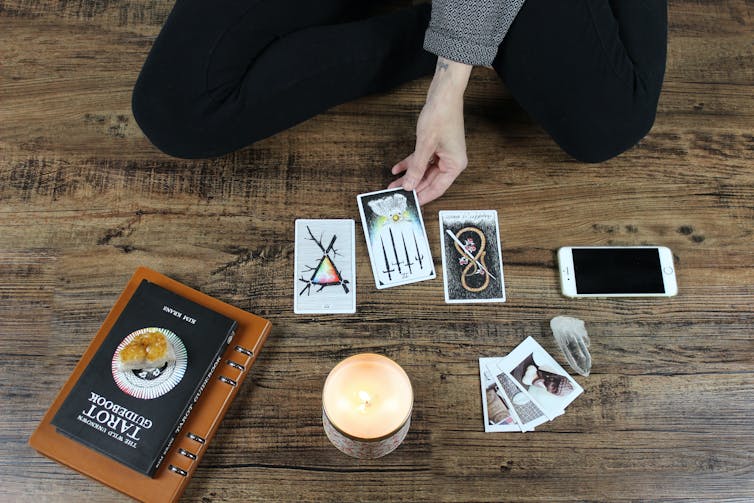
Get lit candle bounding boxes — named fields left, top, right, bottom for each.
left=322, top=354, right=413, bottom=459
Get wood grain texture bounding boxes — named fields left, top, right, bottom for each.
left=1, top=0, right=753, bottom=501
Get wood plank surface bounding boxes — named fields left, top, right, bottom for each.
left=1, top=0, right=753, bottom=501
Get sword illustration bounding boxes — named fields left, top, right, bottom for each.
left=380, top=236, right=394, bottom=281
left=401, top=233, right=414, bottom=275
left=413, top=230, right=425, bottom=269
left=389, top=228, right=402, bottom=274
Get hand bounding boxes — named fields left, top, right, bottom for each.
left=388, top=58, right=472, bottom=205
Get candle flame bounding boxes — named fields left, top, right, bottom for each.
left=358, top=390, right=371, bottom=403
left=357, top=390, right=371, bottom=413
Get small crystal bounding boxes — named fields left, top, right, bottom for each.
left=550, top=316, right=592, bottom=376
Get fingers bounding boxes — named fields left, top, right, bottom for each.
left=416, top=170, right=457, bottom=205
left=387, top=177, right=404, bottom=190
left=388, top=151, right=437, bottom=190
left=415, top=167, right=438, bottom=194
left=388, top=156, right=410, bottom=189
left=390, top=156, right=410, bottom=176
left=391, top=154, right=462, bottom=205
left=392, top=162, right=438, bottom=194
left=401, top=141, right=435, bottom=191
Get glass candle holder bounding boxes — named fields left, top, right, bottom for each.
left=322, top=354, right=412, bottom=459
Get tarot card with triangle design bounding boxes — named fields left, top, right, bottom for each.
left=294, top=219, right=356, bottom=314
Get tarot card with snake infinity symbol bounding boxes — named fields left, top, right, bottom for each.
left=439, top=210, right=506, bottom=303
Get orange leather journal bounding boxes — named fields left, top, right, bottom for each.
left=29, top=267, right=272, bottom=502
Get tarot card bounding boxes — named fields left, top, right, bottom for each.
left=501, top=336, right=584, bottom=419
left=357, top=188, right=435, bottom=289
left=479, top=358, right=520, bottom=432
left=294, top=219, right=356, bottom=314
left=439, top=210, right=505, bottom=303
left=485, top=358, right=548, bottom=432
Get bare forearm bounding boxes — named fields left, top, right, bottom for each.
left=426, top=57, right=472, bottom=106
left=388, top=57, right=471, bottom=204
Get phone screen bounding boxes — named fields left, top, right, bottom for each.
left=572, top=248, right=664, bottom=294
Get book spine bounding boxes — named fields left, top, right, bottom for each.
left=151, top=343, right=228, bottom=474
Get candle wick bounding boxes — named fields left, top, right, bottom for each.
left=357, top=391, right=371, bottom=413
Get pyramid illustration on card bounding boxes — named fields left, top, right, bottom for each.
left=311, top=256, right=342, bottom=286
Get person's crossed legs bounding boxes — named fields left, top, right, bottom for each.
left=494, top=0, right=668, bottom=163
left=132, top=0, right=434, bottom=159
left=133, top=0, right=667, bottom=165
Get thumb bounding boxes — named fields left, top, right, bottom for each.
left=402, top=142, right=435, bottom=191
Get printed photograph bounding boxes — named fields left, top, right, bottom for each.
left=493, top=370, right=547, bottom=431
left=486, top=384, right=515, bottom=426
left=479, top=359, right=519, bottom=432
left=504, top=337, right=584, bottom=418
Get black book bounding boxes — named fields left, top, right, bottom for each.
left=52, top=280, right=237, bottom=476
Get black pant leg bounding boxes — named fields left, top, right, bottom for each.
left=608, top=0, right=668, bottom=85
left=492, top=0, right=668, bottom=163
left=132, top=0, right=434, bottom=159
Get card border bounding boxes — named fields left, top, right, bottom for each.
left=439, top=210, right=506, bottom=304
left=293, top=219, right=356, bottom=314
left=357, top=188, right=435, bottom=290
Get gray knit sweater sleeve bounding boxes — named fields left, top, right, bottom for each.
left=424, top=0, right=527, bottom=66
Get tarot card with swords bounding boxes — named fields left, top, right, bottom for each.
left=294, top=219, right=356, bottom=314
left=357, top=188, right=435, bottom=289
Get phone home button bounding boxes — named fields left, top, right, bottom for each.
left=663, top=266, right=674, bottom=275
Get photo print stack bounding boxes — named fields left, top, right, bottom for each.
left=479, top=337, right=583, bottom=432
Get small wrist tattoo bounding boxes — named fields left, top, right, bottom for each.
left=437, top=60, right=449, bottom=72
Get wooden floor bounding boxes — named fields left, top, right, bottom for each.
left=2, top=1, right=753, bottom=501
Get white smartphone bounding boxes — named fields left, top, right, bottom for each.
left=558, top=246, right=678, bottom=298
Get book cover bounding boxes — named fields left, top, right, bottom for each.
left=30, top=267, right=272, bottom=503
left=51, top=279, right=237, bottom=476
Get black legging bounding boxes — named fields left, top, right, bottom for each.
left=132, top=0, right=667, bottom=163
